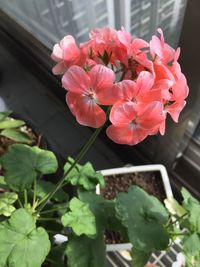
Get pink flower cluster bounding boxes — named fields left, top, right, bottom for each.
left=51, top=27, right=189, bottom=145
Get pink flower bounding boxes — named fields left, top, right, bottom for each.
left=117, top=27, right=149, bottom=65
left=51, top=35, right=84, bottom=75
left=107, top=101, right=164, bottom=145
left=81, top=27, right=119, bottom=65
left=150, top=28, right=180, bottom=64
left=165, top=73, right=189, bottom=122
left=110, top=71, right=172, bottom=105
left=62, top=64, right=115, bottom=128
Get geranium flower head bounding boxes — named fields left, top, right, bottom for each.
left=52, top=26, right=189, bottom=146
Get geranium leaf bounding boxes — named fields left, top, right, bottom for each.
left=183, top=233, right=200, bottom=257
left=0, top=119, right=25, bottom=129
left=78, top=190, right=120, bottom=234
left=66, top=234, right=106, bottom=267
left=0, top=208, right=50, bottom=267
left=181, top=188, right=200, bottom=233
left=64, top=157, right=105, bottom=191
left=0, top=111, right=12, bottom=122
left=36, top=180, right=69, bottom=202
left=0, top=176, right=8, bottom=190
left=0, top=192, right=18, bottom=216
left=116, top=186, right=169, bottom=252
left=1, top=144, right=58, bottom=191
left=61, top=197, right=96, bottom=236
left=131, top=248, right=151, bottom=267
left=1, top=129, right=33, bottom=144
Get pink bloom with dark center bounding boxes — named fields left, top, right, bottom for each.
left=51, top=35, right=84, bottom=75
left=107, top=101, right=164, bottom=145
left=62, top=64, right=115, bottom=128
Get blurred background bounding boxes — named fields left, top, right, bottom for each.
left=0, top=0, right=199, bottom=200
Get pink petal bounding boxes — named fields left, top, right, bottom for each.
left=130, top=38, right=149, bottom=53
left=110, top=102, right=137, bottom=125
left=106, top=124, right=148, bottom=145
left=62, top=66, right=90, bottom=93
left=66, top=92, right=106, bottom=128
left=108, top=80, right=137, bottom=103
left=51, top=44, right=63, bottom=62
left=89, top=64, right=115, bottom=93
left=154, top=62, right=175, bottom=82
left=171, top=74, right=189, bottom=100
left=52, top=62, right=66, bottom=75
left=144, top=79, right=173, bottom=101
left=150, top=35, right=163, bottom=59
left=60, top=35, right=76, bottom=50
left=117, top=27, right=132, bottom=47
left=159, top=120, right=166, bottom=135
left=174, top=47, right=180, bottom=61
left=136, top=71, right=155, bottom=95
left=166, top=101, right=186, bottom=122
left=138, top=101, right=165, bottom=129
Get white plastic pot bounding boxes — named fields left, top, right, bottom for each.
left=97, top=164, right=173, bottom=252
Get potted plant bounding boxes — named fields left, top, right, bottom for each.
left=97, top=164, right=173, bottom=252
left=0, top=26, right=197, bottom=267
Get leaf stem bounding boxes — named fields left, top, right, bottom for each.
left=24, top=189, right=28, bottom=206
left=37, top=109, right=109, bottom=214
left=40, top=206, right=68, bottom=215
left=166, top=213, right=187, bottom=228
left=32, top=179, right=37, bottom=209
left=17, top=198, right=23, bottom=208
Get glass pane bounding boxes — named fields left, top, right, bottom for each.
left=0, top=0, right=187, bottom=48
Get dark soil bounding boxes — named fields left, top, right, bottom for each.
left=101, top=171, right=166, bottom=202
left=102, top=171, right=166, bottom=244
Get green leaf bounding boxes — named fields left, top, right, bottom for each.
left=64, top=157, right=105, bottom=190
left=116, top=186, right=169, bottom=252
left=0, top=111, right=12, bottom=122
left=36, top=180, right=69, bottom=202
left=184, top=233, right=200, bottom=257
left=182, top=187, right=198, bottom=206
left=0, top=208, right=50, bottom=267
left=61, top=197, right=96, bottom=236
left=0, top=176, right=8, bottom=190
left=1, top=144, right=58, bottom=191
left=0, top=192, right=18, bottom=216
left=78, top=190, right=122, bottom=234
left=164, top=197, right=186, bottom=217
left=1, top=129, right=33, bottom=144
left=131, top=248, right=151, bottom=267
left=66, top=234, right=106, bottom=267
left=0, top=119, right=25, bottom=129
left=181, top=188, right=200, bottom=233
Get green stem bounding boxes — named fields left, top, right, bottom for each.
left=166, top=213, right=187, bottom=228
left=17, top=198, right=23, bottom=208
left=24, top=189, right=28, bottom=206
left=40, top=206, right=68, bottom=215
left=32, top=179, right=37, bottom=209
left=37, top=121, right=106, bottom=214
left=168, top=231, right=186, bottom=236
